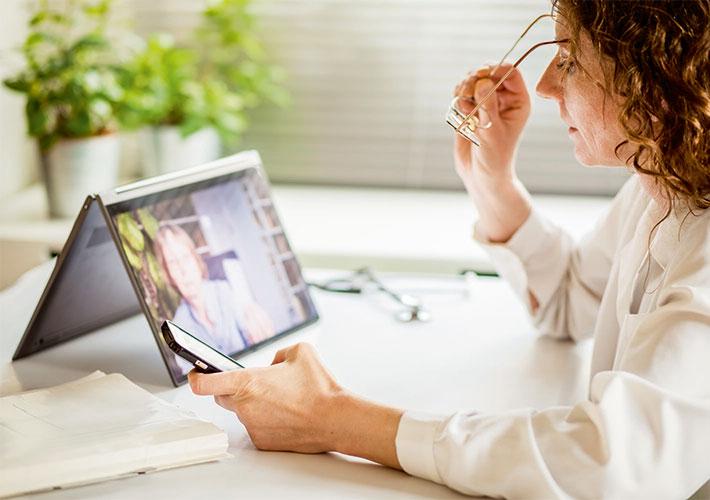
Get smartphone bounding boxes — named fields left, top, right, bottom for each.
left=161, top=320, right=244, bottom=373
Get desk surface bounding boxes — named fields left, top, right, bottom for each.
left=0, top=263, right=593, bottom=499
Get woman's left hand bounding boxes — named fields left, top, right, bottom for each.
left=189, top=342, right=403, bottom=468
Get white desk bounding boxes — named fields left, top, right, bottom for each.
left=0, top=262, right=593, bottom=499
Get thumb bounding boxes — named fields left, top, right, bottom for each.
left=271, top=342, right=314, bottom=365
left=271, top=344, right=298, bottom=365
left=474, top=78, right=499, bottom=126
left=189, top=369, right=250, bottom=396
left=453, top=96, right=475, bottom=164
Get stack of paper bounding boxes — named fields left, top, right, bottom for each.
left=0, top=372, right=230, bottom=497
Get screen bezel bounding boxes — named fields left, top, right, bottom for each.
left=100, top=151, right=319, bottom=386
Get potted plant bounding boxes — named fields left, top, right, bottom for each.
left=120, top=34, right=247, bottom=175
left=3, top=0, right=128, bottom=218
left=120, top=0, right=288, bottom=176
left=120, top=33, right=247, bottom=175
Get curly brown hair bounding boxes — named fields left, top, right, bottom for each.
left=553, top=0, right=710, bottom=211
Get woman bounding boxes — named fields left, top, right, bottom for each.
left=154, top=224, right=274, bottom=369
left=189, top=1, right=710, bottom=497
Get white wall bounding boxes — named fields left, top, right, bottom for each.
left=0, top=0, right=38, bottom=198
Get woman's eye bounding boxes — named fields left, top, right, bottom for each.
left=555, top=56, right=576, bottom=75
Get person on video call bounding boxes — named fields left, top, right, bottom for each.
left=154, top=224, right=274, bottom=361
left=188, top=1, right=710, bottom=497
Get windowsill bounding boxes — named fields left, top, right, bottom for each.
left=0, top=183, right=613, bottom=278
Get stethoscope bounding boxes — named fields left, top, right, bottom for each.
left=308, top=267, right=432, bottom=323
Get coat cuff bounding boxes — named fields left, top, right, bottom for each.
left=395, top=411, right=447, bottom=484
left=473, top=210, right=566, bottom=312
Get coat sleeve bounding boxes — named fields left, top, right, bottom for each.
left=396, top=189, right=710, bottom=499
left=396, top=274, right=710, bottom=498
left=473, top=177, right=641, bottom=341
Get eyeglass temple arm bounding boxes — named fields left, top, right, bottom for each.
left=492, top=13, right=553, bottom=75
left=456, top=38, right=569, bottom=133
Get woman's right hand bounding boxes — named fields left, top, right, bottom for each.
left=453, top=64, right=531, bottom=193
left=452, top=64, right=534, bottom=244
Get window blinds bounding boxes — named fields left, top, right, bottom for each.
left=131, top=0, right=630, bottom=194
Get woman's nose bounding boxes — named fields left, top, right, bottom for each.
left=536, top=60, right=560, bottom=101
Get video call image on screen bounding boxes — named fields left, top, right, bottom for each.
left=110, top=170, right=316, bottom=378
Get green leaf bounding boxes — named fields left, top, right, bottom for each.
left=117, top=213, right=145, bottom=252
left=146, top=251, right=163, bottom=287
left=29, top=12, right=48, bottom=26
left=23, top=31, right=61, bottom=50
left=65, top=109, right=93, bottom=136
left=3, top=77, right=30, bottom=93
left=179, top=116, right=207, bottom=138
left=26, top=99, right=51, bottom=136
left=122, top=242, right=143, bottom=270
left=30, top=10, right=69, bottom=27
left=69, top=34, right=109, bottom=54
left=137, top=208, right=159, bottom=239
left=83, top=0, right=110, bottom=18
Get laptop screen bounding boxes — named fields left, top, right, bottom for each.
left=106, top=167, right=318, bottom=382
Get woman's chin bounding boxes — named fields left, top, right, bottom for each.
left=572, top=147, right=624, bottom=168
left=571, top=141, right=605, bottom=167
left=572, top=149, right=596, bottom=167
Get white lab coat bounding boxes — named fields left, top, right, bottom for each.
left=395, top=175, right=710, bottom=499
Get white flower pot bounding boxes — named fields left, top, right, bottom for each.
left=141, top=126, right=221, bottom=177
left=41, top=134, right=121, bottom=218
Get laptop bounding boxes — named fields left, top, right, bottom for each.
left=12, top=151, right=319, bottom=386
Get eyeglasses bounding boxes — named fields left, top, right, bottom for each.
left=445, top=13, right=570, bottom=146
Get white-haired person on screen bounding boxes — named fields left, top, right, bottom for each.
left=154, top=224, right=274, bottom=367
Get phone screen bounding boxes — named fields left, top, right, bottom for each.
left=165, top=321, right=243, bottom=372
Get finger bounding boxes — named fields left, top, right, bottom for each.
left=454, top=133, right=473, bottom=167
left=272, top=342, right=315, bottom=365
left=474, top=78, right=499, bottom=126
left=454, top=71, right=486, bottom=99
left=271, top=346, right=291, bottom=365
left=492, top=64, right=527, bottom=94
left=460, top=64, right=499, bottom=94
left=457, top=75, right=479, bottom=98
left=189, top=369, right=250, bottom=396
